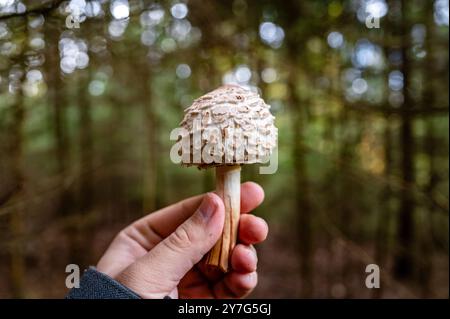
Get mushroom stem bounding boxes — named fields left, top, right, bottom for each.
left=206, top=165, right=241, bottom=272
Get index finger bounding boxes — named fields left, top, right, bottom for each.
left=132, top=182, right=265, bottom=240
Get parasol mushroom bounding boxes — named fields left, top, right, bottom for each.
left=177, top=84, right=277, bottom=273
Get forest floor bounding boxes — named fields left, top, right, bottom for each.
left=0, top=216, right=448, bottom=298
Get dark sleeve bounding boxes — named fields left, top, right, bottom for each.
left=66, top=267, right=141, bottom=299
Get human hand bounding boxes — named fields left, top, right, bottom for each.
left=96, top=182, right=268, bottom=299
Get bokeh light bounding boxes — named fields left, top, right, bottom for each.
left=59, top=37, right=90, bottom=73
left=140, top=5, right=165, bottom=26
left=352, top=78, right=368, bottom=94
left=259, top=22, right=285, bottom=48
left=170, top=3, right=188, bottom=19
left=89, top=79, right=106, bottom=96
left=388, top=70, right=404, bottom=91
left=434, top=0, right=449, bottom=26
left=352, top=39, right=384, bottom=70
left=176, top=63, right=191, bottom=79
left=110, top=0, right=130, bottom=20
left=327, top=31, right=344, bottom=49
left=261, top=68, right=278, bottom=83
left=356, top=0, right=388, bottom=22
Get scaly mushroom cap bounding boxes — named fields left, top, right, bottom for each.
left=179, top=85, right=277, bottom=168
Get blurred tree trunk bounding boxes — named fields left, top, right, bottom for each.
left=141, top=59, right=158, bottom=213
left=374, top=14, right=394, bottom=298
left=9, top=21, right=28, bottom=298
left=393, top=0, right=415, bottom=280
left=282, top=0, right=313, bottom=298
left=287, top=67, right=313, bottom=298
left=44, top=19, right=71, bottom=215
left=68, top=71, right=94, bottom=268
left=323, top=52, right=339, bottom=297
left=108, top=51, right=125, bottom=222
left=337, top=108, right=358, bottom=298
left=78, top=72, right=93, bottom=212
left=374, top=119, right=392, bottom=298
left=9, top=82, right=26, bottom=298
left=417, top=0, right=436, bottom=296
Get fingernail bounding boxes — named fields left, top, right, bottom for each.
left=247, top=245, right=257, bottom=257
left=198, top=193, right=218, bottom=222
left=245, top=272, right=257, bottom=287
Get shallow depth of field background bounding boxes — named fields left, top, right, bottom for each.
left=0, top=0, right=448, bottom=298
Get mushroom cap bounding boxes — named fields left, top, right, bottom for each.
left=179, top=85, right=277, bottom=168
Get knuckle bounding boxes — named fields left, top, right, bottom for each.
left=116, top=229, right=130, bottom=242
left=165, top=224, right=193, bottom=251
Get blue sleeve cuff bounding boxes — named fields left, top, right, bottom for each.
left=66, top=267, right=141, bottom=299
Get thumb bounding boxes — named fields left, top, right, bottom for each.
left=116, top=193, right=225, bottom=298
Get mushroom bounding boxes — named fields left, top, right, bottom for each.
left=177, top=84, right=277, bottom=272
